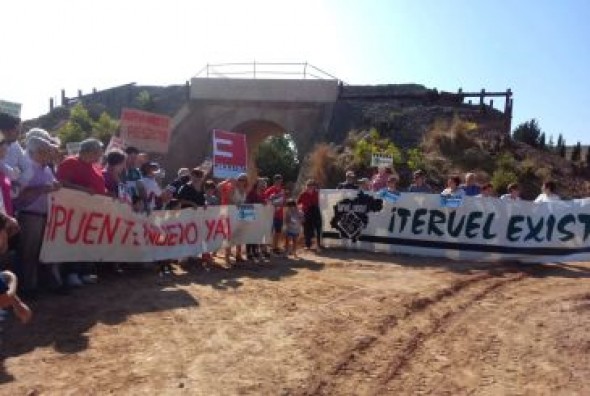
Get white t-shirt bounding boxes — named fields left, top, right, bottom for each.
left=500, top=194, right=520, bottom=201
left=139, top=177, right=162, bottom=210
left=534, top=193, right=560, bottom=203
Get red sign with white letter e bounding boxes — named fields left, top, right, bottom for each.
left=212, top=129, right=248, bottom=179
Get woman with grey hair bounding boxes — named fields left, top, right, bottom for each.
left=15, top=136, right=62, bottom=294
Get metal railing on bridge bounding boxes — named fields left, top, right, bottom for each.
left=193, top=62, right=342, bottom=82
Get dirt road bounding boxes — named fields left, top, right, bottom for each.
left=1, top=251, right=588, bottom=395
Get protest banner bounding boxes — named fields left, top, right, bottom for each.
left=40, top=189, right=273, bottom=262
left=0, top=99, right=22, bottom=117
left=321, top=189, right=590, bottom=263
left=120, top=108, right=171, bottom=153
left=371, top=153, right=393, bottom=168
left=212, top=129, right=248, bottom=179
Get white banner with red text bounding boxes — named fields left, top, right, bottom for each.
left=40, top=189, right=273, bottom=262
left=320, top=189, right=590, bottom=263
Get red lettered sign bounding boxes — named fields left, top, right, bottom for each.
left=120, top=108, right=171, bottom=153
left=212, top=129, right=248, bottom=178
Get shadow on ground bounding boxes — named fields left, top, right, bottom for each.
left=0, top=256, right=324, bottom=384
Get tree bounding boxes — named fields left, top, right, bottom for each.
left=351, top=128, right=403, bottom=170
left=556, top=134, right=564, bottom=151
left=559, top=137, right=567, bottom=158
left=57, top=103, right=93, bottom=145
left=92, top=112, right=119, bottom=146
left=57, top=103, right=119, bottom=146
left=406, top=148, right=426, bottom=171
left=512, top=119, right=542, bottom=147
left=254, top=134, right=300, bottom=183
left=136, top=90, right=155, bottom=111
left=571, top=141, right=582, bottom=162
left=547, top=135, right=555, bottom=150
left=491, top=153, right=519, bottom=194
left=586, top=147, right=590, bottom=167
left=538, top=132, right=546, bottom=150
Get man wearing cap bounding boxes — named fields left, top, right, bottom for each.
left=338, top=170, right=359, bottom=190
left=407, top=170, right=433, bottom=193
left=15, top=136, right=62, bottom=294
left=0, top=113, right=33, bottom=194
left=56, top=138, right=106, bottom=196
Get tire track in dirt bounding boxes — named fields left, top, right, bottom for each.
left=298, top=267, right=528, bottom=396
left=379, top=273, right=590, bottom=395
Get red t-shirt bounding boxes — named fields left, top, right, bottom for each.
left=264, top=185, right=285, bottom=219
left=56, top=156, right=107, bottom=195
left=297, top=190, right=319, bottom=213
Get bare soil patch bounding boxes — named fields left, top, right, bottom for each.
left=1, top=251, right=589, bottom=395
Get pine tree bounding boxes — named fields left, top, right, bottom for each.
left=556, top=134, right=564, bottom=150
left=559, top=137, right=567, bottom=158
left=571, top=141, right=582, bottom=162
left=547, top=135, right=555, bottom=150
left=538, top=132, right=546, bottom=150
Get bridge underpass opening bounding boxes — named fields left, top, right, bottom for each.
left=232, top=120, right=300, bottom=185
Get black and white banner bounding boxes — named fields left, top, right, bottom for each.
left=320, top=190, right=590, bottom=263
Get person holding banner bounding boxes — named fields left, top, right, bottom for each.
left=534, top=180, right=560, bottom=203
left=265, top=174, right=286, bottom=254
left=137, top=162, right=171, bottom=212
left=15, top=136, right=62, bottom=294
left=56, top=138, right=106, bottom=286
left=460, top=173, right=481, bottom=197
left=218, top=173, right=249, bottom=264
left=500, top=183, right=521, bottom=201
left=338, top=171, right=358, bottom=190
left=297, top=179, right=323, bottom=251
left=377, top=175, right=401, bottom=203
left=477, top=183, right=495, bottom=198
left=441, top=176, right=465, bottom=197
left=176, top=168, right=206, bottom=209
left=246, top=178, right=268, bottom=260
left=102, top=150, right=127, bottom=199
left=370, top=167, right=392, bottom=192
left=407, top=170, right=433, bottom=193
left=56, top=138, right=107, bottom=196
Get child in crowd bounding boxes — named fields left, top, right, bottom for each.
left=284, top=199, right=303, bottom=258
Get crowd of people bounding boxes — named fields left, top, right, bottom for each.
left=339, top=168, right=561, bottom=203
left=0, top=111, right=565, bottom=326
left=0, top=113, right=326, bottom=325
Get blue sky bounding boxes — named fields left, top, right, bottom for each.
left=3, top=0, right=589, bottom=144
